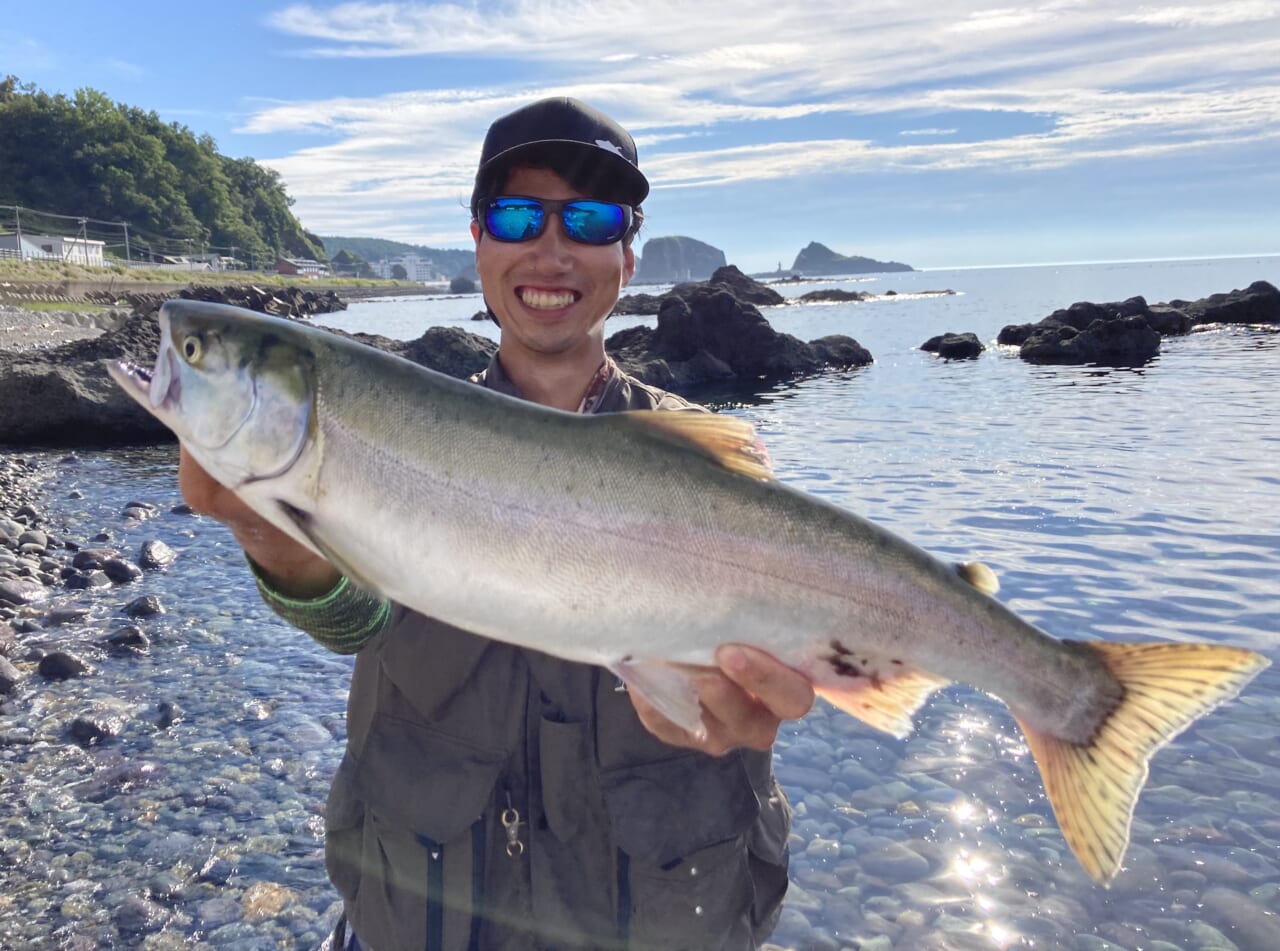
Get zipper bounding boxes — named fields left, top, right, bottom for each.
left=419, top=833, right=444, bottom=950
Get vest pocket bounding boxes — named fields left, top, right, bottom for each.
left=602, top=752, right=762, bottom=949
left=329, top=713, right=506, bottom=951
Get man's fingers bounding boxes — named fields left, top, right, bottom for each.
left=715, top=644, right=815, bottom=721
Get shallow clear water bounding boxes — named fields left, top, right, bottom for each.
left=2, top=256, right=1279, bottom=949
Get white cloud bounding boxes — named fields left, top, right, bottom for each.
left=244, top=0, right=1280, bottom=240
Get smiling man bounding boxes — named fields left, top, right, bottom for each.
left=180, top=97, right=812, bottom=950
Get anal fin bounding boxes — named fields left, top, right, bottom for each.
left=816, top=670, right=949, bottom=739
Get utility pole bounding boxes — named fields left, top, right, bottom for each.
left=123, top=222, right=131, bottom=263
left=14, top=206, right=22, bottom=258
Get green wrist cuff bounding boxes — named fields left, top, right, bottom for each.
left=246, top=555, right=391, bottom=655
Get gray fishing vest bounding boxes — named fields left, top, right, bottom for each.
left=325, top=358, right=792, bottom=950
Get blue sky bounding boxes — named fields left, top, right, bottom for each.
left=6, top=0, right=1279, bottom=271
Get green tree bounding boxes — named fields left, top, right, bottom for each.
left=0, top=76, right=326, bottom=265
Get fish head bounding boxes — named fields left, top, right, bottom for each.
left=108, top=300, right=314, bottom=487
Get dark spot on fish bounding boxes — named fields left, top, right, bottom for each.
left=890, top=659, right=904, bottom=666
left=829, top=640, right=853, bottom=656
left=827, top=655, right=862, bottom=679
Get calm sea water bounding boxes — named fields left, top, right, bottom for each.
left=3, top=256, right=1279, bottom=949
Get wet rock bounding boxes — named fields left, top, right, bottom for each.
left=17, top=529, right=49, bottom=549
left=0, top=578, right=49, bottom=606
left=139, top=539, right=178, bottom=569
left=1201, top=885, right=1280, bottom=950
left=69, top=713, right=127, bottom=746
left=196, top=895, right=243, bottom=930
left=44, top=605, right=91, bottom=626
left=860, top=841, right=931, bottom=883
left=73, top=548, right=117, bottom=570
left=922, top=331, right=984, bottom=360
left=105, top=625, right=150, bottom=654
left=114, top=894, right=169, bottom=935
left=1174, top=280, right=1280, bottom=326
left=64, top=570, right=110, bottom=590
left=1019, top=315, right=1161, bottom=366
left=38, top=650, right=91, bottom=679
left=102, top=558, right=143, bottom=584
left=124, top=595, right=165, bottom=618
left=121, top=501, right=159, bottom=521
left=156, top=699, right=184, bottom=728
left=0, top=655, right=22, bottom=693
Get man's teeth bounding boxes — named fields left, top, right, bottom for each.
left=520, top=288, right=574, bottom=310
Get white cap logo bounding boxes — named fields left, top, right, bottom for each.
left=595, top=138, right=624, bottom=157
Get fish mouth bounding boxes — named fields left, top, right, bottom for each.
left=107, top=358, right=155, bottom=405
left=108, top=351, right=180, bottom=413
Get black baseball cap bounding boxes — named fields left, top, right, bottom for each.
left=471, top=97, right=649, bottom=214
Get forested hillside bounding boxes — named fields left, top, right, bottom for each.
left=0, top=76, right=325, bottom=264
left=320, top=235, right=473, bottom=274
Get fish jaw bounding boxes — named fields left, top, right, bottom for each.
left=107, top=352, right=183, bottom=431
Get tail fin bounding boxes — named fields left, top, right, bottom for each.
left=1014, top=641, right=1268, bottom=886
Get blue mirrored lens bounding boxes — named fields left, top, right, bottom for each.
left=485, top=200, right=545, bottom=241
left=562, top=201, right=627, bottom=244
left=484, top=198, right=630, bottom=245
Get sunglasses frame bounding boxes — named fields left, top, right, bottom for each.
left=482, top=196, right=634, bottom=246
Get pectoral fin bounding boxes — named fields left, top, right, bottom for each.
left=611, top=656, right=711, bottom=740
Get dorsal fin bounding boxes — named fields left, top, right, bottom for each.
left=955, top=561, right=999, bottom=595
left=624, top=411, right=775, bottom=481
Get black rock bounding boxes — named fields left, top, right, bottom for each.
left=139, top=540, right=178, bottom=569
left=121, top=501, right=159, bottom=521
left=106, top=625, right=150, bottom=653
left=38, top=651, right=90, bottom=680
left=1020, top=315, right=1161, bottom=366
left=156, top=699, right=184, bottom=728
left=102, top=558, right=144, bottom=584
left=922, top=332, right=985, bottom=360
left=69, top=713, right=126, bottom=745
left=124, top=595, right=165, bottom=618
left=1175, top=280, right=1280, bottom=326
left=798, top=289, right=871, bottom=303
left=0, top=578, right=49, bottom=606
left=72, top=548, right=118, bottom=570
left=633, top=235, right=727, bottom=284
left=44, top=605, right=91, bottom=626
left=65, top=570, right=111, bottom=590
left=0, top=656, right=22, bottom=694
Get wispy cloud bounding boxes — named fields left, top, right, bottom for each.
left=245, top=0, right=1280, bottom=243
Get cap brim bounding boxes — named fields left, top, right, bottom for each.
left=477, top=139, right=649, bottom=205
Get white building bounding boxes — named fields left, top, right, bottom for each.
left=0, top=232, right=106, bottom=267
left=375, top=253, right=441, bottom=281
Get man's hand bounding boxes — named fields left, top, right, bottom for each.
left=178, top=445, right=340, bottom=598
left=629, top=645, right=815, bottom=756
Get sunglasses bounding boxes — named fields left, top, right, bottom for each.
left=482, top=196, right=633, bottom=246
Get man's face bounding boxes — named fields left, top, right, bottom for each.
left=471, top=166, right=635, bottom=360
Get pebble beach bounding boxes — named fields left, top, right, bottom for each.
left=3, top=258, right=1280, bottom=950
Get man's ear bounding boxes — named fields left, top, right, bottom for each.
left=470, top=219, right=482, bottom=248
left=622, top=245, right=636, bottom=288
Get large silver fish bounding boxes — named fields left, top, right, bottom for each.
left=109, top=300, right=1268, bottom=885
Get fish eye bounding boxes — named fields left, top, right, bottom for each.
left=181, top=336, right=203, bottom=362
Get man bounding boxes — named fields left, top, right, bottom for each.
left=179, top=97, right=814, bottom=950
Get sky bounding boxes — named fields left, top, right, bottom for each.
left=5, top=0, right=1279, bottom=271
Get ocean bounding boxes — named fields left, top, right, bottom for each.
left=2, top=255, right=1278, bottom=949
